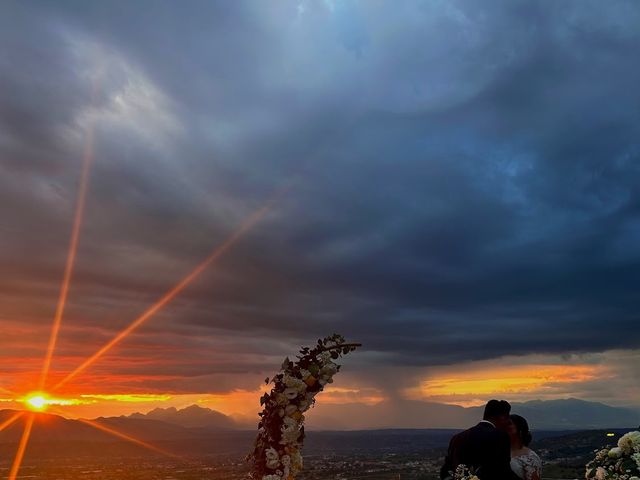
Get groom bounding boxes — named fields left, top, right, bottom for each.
left=440, top=399, right=520, bottom=480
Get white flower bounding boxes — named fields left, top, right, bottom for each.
left=284, top=404, right=298, bottom=416
left=290, top=449, right=303, bottom=472
left=282, top=416, right=297, bottom=431
left=284, top=375, right=307, bottom=393
left=280, top=430, right=300, bottom=444
left=319, top=351, right=332, bottom=363
left=280, top=453, right=292, bottom=478
left=265, top=447, right=280, bottom=469
left=284, top=387, right=299, bottom=400
left=320, top=362, right=338, bottom=377
left=595, top=467, right=607, bottom=480
left=299, top=369, right=311, bottom=379
left=619, top=431, right=640, bottom=454
left=608, top=447, right=623, bottom=458
left=274, top=393, right=288, bottom=406
left=280, top=417, right=301, bottom=444
left=298, top=398, right=311, bottom=411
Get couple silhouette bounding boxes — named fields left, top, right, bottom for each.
left=441, top=400, right=541, bottom=480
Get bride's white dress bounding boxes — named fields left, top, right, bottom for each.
left=511, top=450, right=542, bottom=480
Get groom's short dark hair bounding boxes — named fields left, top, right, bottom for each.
left=483, top=399, right=511, bottom=420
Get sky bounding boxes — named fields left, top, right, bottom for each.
left=1, top=0, right=639, bottom=425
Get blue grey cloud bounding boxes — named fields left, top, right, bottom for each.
left=1, top=1, right=639, bottom=396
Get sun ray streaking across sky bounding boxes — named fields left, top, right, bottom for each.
left=77, top=418, right=182, bottom=459
left=39, top=78, right=100, bottom=392
left=8, top=413, right=35, bottom=480
left=0, top=411, right=24, bottom=433
left=0, top=386, right=16, bottom=396
left=52, top=198, right=278, bottom=392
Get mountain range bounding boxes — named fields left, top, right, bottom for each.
left=304, top=398, right=640, bottom=430
left=0, top=409, right=249, bottom=458
left=0, top=398, right=637, bottom=455
left=127, top=404, right=236, bottom=429
left=102, top=398, right=640, bottom=430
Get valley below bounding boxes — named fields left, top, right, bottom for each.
left=0, top=424, right=633, bottom=479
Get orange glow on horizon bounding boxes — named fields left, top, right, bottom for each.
left=52, top=200, right=276, bottom=392
left=414, top=364, right=604, bottom=406
left=20, top=392, right=86, bottom=411
left=79, top=393, right=173, bottom=403
left=319, top=386, right=386, bottom=405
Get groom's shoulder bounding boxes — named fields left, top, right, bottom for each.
left=452, top=424, right=482, bottom=443
left=469, top=422, right=492, bottom=433
left=468, top=422, right=504, bottom=440
left=452, top=422, right=500, bottom=441
left=448, top=426, right=472, bottom=446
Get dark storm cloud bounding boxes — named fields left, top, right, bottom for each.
left=2, top=0, right=640, bottom=392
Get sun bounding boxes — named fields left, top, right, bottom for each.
left=24, top=393, right=49, bottom=411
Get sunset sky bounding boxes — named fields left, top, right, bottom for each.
left=1, top=1, right=639, bottom=425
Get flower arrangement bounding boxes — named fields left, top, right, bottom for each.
left=247, top=334, right=360, bottom=480
left=453, top=464, right=480, bottom=480
left=586, top=431, right=640, bottom=480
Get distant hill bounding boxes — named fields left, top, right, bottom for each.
left=305, top=398, right=640, bottom=430
left=503, top=398, right=640, bottom=430
left=122, top=398, right=639, bottom=431
left=0, top=409, right=200, bottom=444
left=305, top=399, right=468, bottom=430
left=0, top=409, right=248, bottom=458
left=127, top=404, right=236, bottom=429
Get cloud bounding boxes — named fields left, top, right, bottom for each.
left=1, top=1, right=639, bottom=408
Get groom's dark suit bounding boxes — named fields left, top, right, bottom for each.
left=440, top=421, right=520, bottom=480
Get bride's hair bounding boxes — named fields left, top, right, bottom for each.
left=510, top=414, right=533, bottom=446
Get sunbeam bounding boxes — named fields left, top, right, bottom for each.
left=39, top=78, right=100, bottom=391
left=8, top=413, right=35, bottom=480
left=52, top=198, right=277, bottom=391
left=0, top=411, right=24, bottom=432
left=77, top=418, right=181, bottom=459
left=0, top=386, right=16, bottom=396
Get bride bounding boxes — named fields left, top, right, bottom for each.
left=508, top=414, right=542, bottom=480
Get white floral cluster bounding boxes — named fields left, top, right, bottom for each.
left=453, top=464, right=480, bottom=480
left=586, top=431, right=640, bottom=480
left=247, top=335, right=359, bottom=480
